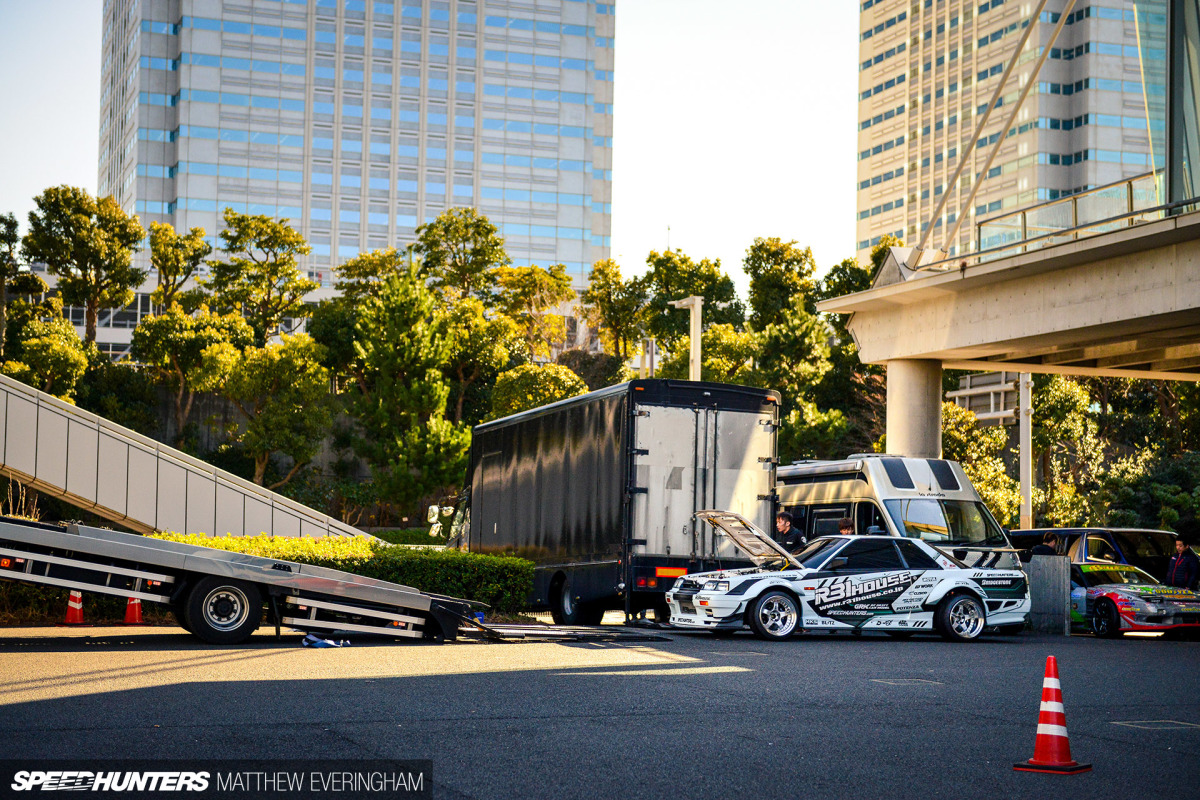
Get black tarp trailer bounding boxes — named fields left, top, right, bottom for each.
left=455, top=379, right=779, bottom=624
left=0, top=517, right=474, bottom=644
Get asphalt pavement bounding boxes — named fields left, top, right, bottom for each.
left=0, top=623, right=1197, bottom=799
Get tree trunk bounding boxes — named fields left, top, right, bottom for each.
left=84, top=300, right=98, bottom=344
left=0, top=280, right=7, bottom=358
left=253, top=454, right=268, bottom=485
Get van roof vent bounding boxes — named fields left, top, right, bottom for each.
left=927, top=460, right=960, bottom=491
left=880, top=458, right=915, bottom=489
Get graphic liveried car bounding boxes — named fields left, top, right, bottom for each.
left=1069, top=562, right=1200, bottom=639
left=664, top=510, right=1030, bottom=642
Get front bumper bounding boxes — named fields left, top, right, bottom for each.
left=665, top=587, right=746, bottom=630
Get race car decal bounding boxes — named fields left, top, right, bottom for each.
left=808, top=572, right=920, bottom=625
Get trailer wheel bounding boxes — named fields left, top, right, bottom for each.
left=550, top=577, right=604, bottom=626
left=171, top=602, right=193, bottom=634
left=183, top=577, right=262, bottom=644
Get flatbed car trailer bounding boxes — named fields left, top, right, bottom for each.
left=0, top=516, right=477, bottom=644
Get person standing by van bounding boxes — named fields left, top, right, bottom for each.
left=1031, top=532, right=1059, bottom=556
left=776, top=512, right=805, bottom=552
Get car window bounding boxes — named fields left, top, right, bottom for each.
left=838, top=539, right=904, bottom=571
left=896, top=539, right=941, bottom=570
left=794, top=538, right=844, bottom=569
left=1070, top=565, right=1086, bottom=589
left=1087, top=535, right=1119, bottom=563
left=1111, top=530, right=1175, bottom=558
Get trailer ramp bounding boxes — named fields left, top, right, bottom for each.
left=0, top=372, right=362, bottom=538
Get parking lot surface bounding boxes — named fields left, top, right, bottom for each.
left=0, top=624, right=1197, bottom=799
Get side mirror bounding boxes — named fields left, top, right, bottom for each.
left=426, top=505, right=440, bottom=524
left=429, top=521, right=443, bottom=538
left=867, top=525, right=884, bottom=535
left=827, top=557, right=848, bottom=571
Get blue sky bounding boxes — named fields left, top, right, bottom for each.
left=0, top=1, right=858, bottom=296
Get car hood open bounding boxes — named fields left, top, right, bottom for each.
left=695, top=510, right=803, bottom=570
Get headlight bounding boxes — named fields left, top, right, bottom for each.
left=703, top=580, right=731, bottom=592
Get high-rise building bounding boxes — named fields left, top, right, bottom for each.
left=94, top=0, right=614, bottom=352
left=854, top=0, right=1166, bottom=261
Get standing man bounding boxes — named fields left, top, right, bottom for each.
left=1166, top=538, right=1199, bottom=590
left=776, top=511, right=805, bottom=552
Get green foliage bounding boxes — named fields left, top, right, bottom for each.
left=74, top=354, right=159, bottom=436
left=132, top=307, right=254, bottom=442
left=335, top=246, right=411, bottom=302
left=941, top=402, right=1021, bottom=526
left=743, top=237, right=818, bottom=328
left=1, top=316, right=88, bottom=400
left=347, top=267, right=471, bottom=515
left=1092, top=450, right=1200, bottom=538
left=415, top=207, right=509, bottom=303
left=555, top=349, right=630, bottom=390
left=488, top=363, right=588, bottom=420
left=21, top=186, right=146, bottom=344
left=580, top=259, right=646, bottom=358
left=202, top=208, right=317, bottom=344
left=491, top=263, right=575, bottom=358
left=148, top=221, right=211, bottom=311
left=658, top=324, right=760, bottom=385
left=779, top=401, right=849, bottom=464
left=374, top=527, right=448, bottom=545
left=441, top=297, right=525, bottom=424
left=0, top=211, right=24, bottom=359
left=150, top=532, right=534, bottom=613
left=640, top=249, right=745, bottom=347
left=221, top=334, right=334, bottom=488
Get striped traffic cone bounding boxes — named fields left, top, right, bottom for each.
left=1014, top=655, right=1092, bottom=774
left=122, top=597, right=145, bottom=625
left=58, top=590, right=89, bottom=626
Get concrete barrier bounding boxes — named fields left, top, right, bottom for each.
left=1028, top=555, right=1071, bottom=635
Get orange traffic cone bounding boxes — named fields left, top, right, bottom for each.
left=122, top=597, right=145, bottom=625
left=1014, top=655, right=1092, bottom=774
left=58, top=590, right=89, bottom=626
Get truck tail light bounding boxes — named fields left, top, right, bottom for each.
left=636, top=577, right=647, bottom=588
left=0, top=558, right=9, bottom=568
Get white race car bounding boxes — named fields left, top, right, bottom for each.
left=664, top=510, right=1030, bottom=642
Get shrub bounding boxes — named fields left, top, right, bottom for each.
left=373, top=527, right=448, bottom=546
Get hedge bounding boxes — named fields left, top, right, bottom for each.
left=151, top=533, right=532, bottom=613
left=0, top=534, right=533, bottom=624
left=372, top=527, right=448, bottom=546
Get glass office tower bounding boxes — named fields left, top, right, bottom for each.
left=854, top=0, right=1166, bottom=260
left=95, top=0, right=614, bottom=352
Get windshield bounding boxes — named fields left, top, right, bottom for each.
left=883, top=499, right=1007, bottom=546
left=793, top=538, right=845, bottom=569
left=1082, top=566, right=1158, bottom=587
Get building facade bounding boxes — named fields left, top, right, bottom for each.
left=95, top=0, right=614, bottom=352
left=855, top=0, right=1167, bottom=260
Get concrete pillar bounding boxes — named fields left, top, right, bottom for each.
left=885, top=359, right=943, bottom=458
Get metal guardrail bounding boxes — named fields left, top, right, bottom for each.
left=910, top=173, right=1198, bottom=276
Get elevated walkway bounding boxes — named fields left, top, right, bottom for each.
left=0, top=372, right=363, bottom=538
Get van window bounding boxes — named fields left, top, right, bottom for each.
left=1086, top=535, right=1119, bottom=563
left=856, top=502, right=889, bottom=534
left=808, top=504, right=852, bottom=539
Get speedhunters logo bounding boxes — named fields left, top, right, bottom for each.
left=11, top=772, right=209, bottom=792
left=0, top=761, right=431, bottom=799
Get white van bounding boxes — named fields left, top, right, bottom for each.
left=776, top=455, right=1018, bottom=568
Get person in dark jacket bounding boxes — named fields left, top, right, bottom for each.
left=776, top=512, right=805, bottom=552
left=1166, top=538, right=1199, bottom=590
left=1030, top=532, right=1059, bottom=557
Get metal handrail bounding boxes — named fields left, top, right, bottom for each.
left=910, top=191, right=1197, bottom=276
left=975, top=170, right=1162, bottom=232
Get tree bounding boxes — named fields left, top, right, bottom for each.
left=131, top=306, right=254, bottom=444
left=346, top=268, right=471, bottom=513
left=202, top=208, right=317, bottom=344
left=221, top=334, right=334, bottom=488
left=1032, top=375, right=1103, bottom=525
left=556, top=349, right=629, bottom=391
left=492, top=263, right=575, bottom=357
left=743, top=237, right=818, bottom=329
left=488, top=363, right=588, bottom=420
left=580, top=259, right=646, bottom=358
left=334, top=246, right=410, bottom=303
left=21, top=186, right=145, bottom=344
left=657, top=324, right=760, bottom=385
left=414, top=207, right=509, bottom=302
left=148, top=221, right=211, bottom=312
left=0, top=212, right=25, bottom=358
left=441, top=297, right=524, bottom=424
left=1, top=316, right=88, bottom=400
left=641, top=249, right=744, bottom=348
left=941, top=402, right=1021, bottom=526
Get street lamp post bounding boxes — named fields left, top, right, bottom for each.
left=668, top=296, right=703, bottom=381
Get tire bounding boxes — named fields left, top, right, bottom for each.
left=1091, top=600, right=1123, bottom=638
left=183, top=577, right=262, bottom=644
left=550, top=577, right=604, bottom=626
left=886, top=631, right=916, bottom=639
left=936, top=594, right=986, bottom=642
left=171, top=603, right=193, bottom=634
left=749, top=591, right=801, bottom=640
left=652, top=603, right=671, bottom=624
